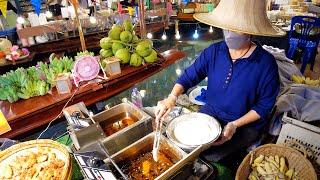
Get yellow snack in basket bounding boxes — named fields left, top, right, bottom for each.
left=248, top=174, right=257, bottom=180
left=1, top=147, right=66, bottom=180
left=280, top=157, right=287, bottom=173
left=253, top=154, right=264, bottom=164
left=3, top=165, right=13, bottom=178
left=257, top=166, right=267, bottom=176
left=264, top=162, right=273, bottom=174
left=275, top=155, right=280, bottom=164
left=36, top=154, right=48, bottom=163
left=248, top=155, right=299, bottom=180
left=286, top=169, right=295, bottom=179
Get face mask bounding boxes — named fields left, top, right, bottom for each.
left=223, top=30, right=250, bottom=49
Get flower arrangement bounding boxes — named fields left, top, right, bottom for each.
left=6, top=45, right=30, bottom=61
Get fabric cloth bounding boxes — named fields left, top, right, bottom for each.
left=200, top=124, right=259, bottom=162
left=262, top=45, right=302, bottom=92
left=275, top=84, right=320, bottom=122
left=261, top=45, right=310, bottom=135
left=176, top=41, right=280, bottom=130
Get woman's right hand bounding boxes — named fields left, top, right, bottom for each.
left=154, top=96, right=176, bottom=123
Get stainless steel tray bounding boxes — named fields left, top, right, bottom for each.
left=100, top=117, right=153, bottom=155
left=94, top=102, right=150, bottom=138
left=105, top=132, right=202, bottom=180
left=67, top=102, right=152, bottom=152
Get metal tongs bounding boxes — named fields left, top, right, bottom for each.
left=97, top=141, right=128, bottom=180
left=152, top=115, right=163, bottom=162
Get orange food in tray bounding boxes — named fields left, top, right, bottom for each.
left=122, top=151, right=174, bottom=180
left=102, top=117, right=136, bottom=136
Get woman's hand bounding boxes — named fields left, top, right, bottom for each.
left=212, top=122, right=237, bottom=146
left=154, top=96, right=176, bottom=122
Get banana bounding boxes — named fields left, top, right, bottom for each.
left=305, top=77, right=312, bottom=85
left=310, top=79, right=320, bottom=86
left=292, top=75, right=303, bottom=84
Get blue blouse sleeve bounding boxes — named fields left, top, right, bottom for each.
left=252, top=56, right=280, bottom=120
left=176, top=45, right=213, bottom=92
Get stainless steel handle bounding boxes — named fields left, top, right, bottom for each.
left=97, top=141, right=128, bottom=180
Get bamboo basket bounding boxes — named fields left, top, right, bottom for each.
left=236, top=144, right=317, bottom=180
left=0, top=139, right=71, bottom=180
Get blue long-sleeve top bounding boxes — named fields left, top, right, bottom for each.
left=176, top=41, right=280, bottom=130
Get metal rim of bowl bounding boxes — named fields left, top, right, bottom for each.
left=166, top=113, right=222, bottom=150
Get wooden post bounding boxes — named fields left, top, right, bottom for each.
left=71, top=1, right=86, bottom=51
left=165, top=0, right=169, bottom=29
left=175, top=20, right=179, bottom=33
left=138, top=0, right=147, bottom=38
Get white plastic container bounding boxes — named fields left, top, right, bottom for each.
left=277, top=112, right=320, bottom=165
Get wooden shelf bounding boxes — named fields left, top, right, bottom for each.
left=0, top=49, right=186, bottom=139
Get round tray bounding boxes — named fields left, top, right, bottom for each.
left=166, top=113, right=221, bottom=151
left=0, top=139, right=71, bottom=180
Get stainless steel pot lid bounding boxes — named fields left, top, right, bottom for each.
left=166, top=113, right=222, bottom=148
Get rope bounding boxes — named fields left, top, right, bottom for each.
left=37, top=87, right=79, bottom=139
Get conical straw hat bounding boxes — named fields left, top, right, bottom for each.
left=194, top=0, right=286, bottom=37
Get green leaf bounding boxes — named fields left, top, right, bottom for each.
left=27, top=66, right=40, bottom=81
left=0, top=87, right=7, bottom=100
left=17, top=92, right=30, bottom=99
left=75, top=51, right=94, bottom=59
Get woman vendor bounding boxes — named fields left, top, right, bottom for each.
left=155, top=0, right=285, bottom=162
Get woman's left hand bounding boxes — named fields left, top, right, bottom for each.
left=212, top=122, right=237, bottom=146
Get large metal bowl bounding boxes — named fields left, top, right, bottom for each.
left=166, top=113, right=222, bottom=151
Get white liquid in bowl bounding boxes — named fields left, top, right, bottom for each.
left=173, top=119, right=216, bottom=146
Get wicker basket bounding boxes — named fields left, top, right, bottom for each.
left=0, top=139, right=71, bottom=180
left=236, top=144, right=317, bottom=180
